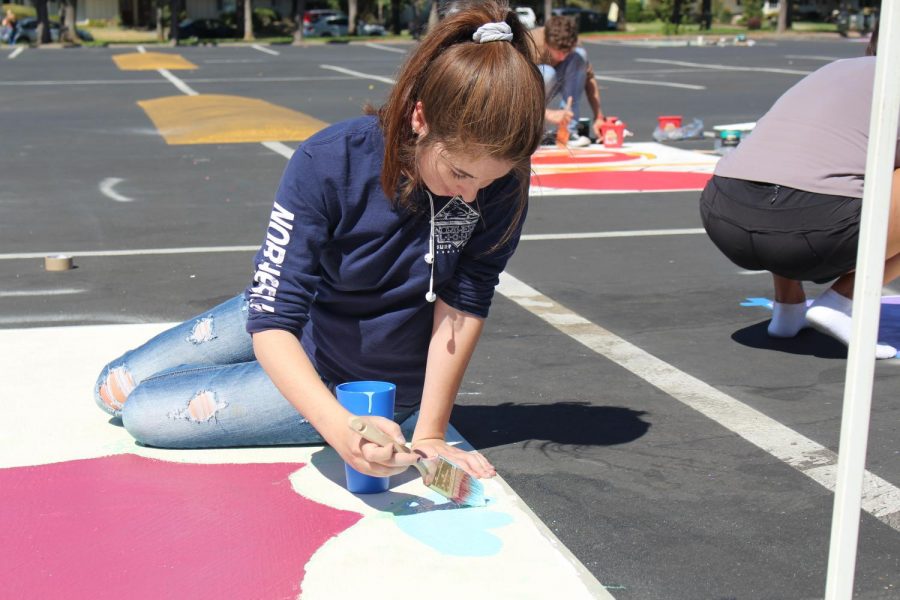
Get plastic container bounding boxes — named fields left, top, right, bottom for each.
left=600, top=116, right=626, bottom=148
left=657, top=115, right=683, bottom=131
left=711, top=122, right=755, bottom=153
left=576, top=117, right=593, bottom=140
left=336, top=380, right=396, bottom=494
left=714, top=129, right=742, bottom=154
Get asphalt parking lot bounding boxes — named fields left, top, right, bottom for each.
left=2, top=34, right=898, bottom=598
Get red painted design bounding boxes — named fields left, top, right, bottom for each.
left=531, top=148, right=641, bottom=166
left=532, top=170, right=712, bottom=191
left=0, top=454, right=360, bottom=599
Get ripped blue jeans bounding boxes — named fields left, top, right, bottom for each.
left=96, top=294, right=417, bottom=449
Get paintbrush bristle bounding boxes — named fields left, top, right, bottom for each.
left=427, top=457, right=486, bottom=507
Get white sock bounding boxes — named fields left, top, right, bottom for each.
left=768, top=301, right=807, bottom=338
left=806, top=289, right=898, bottom=359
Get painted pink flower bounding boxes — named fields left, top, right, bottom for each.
left=0, top=454, right=360, bottom=599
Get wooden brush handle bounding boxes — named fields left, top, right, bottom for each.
left=348, top=416, right=412, bottom=455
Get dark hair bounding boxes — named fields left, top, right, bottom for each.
left=376, top=0, right=544, bottom=247
left=544, top=15, right=579, bottom=52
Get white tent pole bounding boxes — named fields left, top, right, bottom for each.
left=825, top=6, right=900, bottom=599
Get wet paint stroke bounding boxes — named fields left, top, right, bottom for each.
left=0, top=454, right=361, bottom=600
left=390, top=495, right=513, bottom=556
left=741, top=295, right=900, bottom=348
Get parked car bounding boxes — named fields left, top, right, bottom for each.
left=551, top=7, right=612, bottom=32
left=304, top=8, right=341, bottom=25
left=14, top=17, right=93, bottom=43
left=359, top=21, right=386, bottom=36
left=515, top=6, right=536, bottom=29
left=307, top=14, right=348, bottom=37
left=302, top=8, right=341, bottom=35
left=177, top=18, right=237, bottom=40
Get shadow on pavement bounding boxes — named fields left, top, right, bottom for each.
left=309, top=445, right=482, bottom=515
left=731, top=320, right=848, bottom=359
left=451, top=401, right=651, bottom=450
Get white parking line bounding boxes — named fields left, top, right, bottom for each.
left=320, top=64, right=396, bottom=85
left=784, top=54, right=844, bottom=61
left=496, top=272, right=900, bottom=532
left=595, top=75, right=706, bottom=90
left=202, top=58, right=266, bottom=64
left=0, top=289, right=85, bottom=298
left=0, top=313, right=151, bottom=325
left=364, top=42, right=408, bottom=54
left=261, top=141, right=295, bottom=159
left=0, top=246, right=258, bottom=261
left=158, top=68, right=198, bottom=95
left=251, top=43, right=279, bottom=56
left=0, top=76, right=354, bottom=87
left=521, top=228, right=705, bottom=241
left=604, top=68, right=723, bottom=75
left=99, top=177, right=134, bottom=203
left=8, top=46, right=24, bottom=59
left=0, top=229, right=708, bottom=262
left=636, top=58, right=812, bottom=76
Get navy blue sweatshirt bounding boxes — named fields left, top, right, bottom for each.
left=245, top=116, right=526, bottom=410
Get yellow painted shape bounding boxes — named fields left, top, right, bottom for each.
left=113, top=52, right=198, bottom=71
left=137, top=94, right=330, bottom=145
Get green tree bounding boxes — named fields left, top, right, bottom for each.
left=743, top=0, right=762, bottom=29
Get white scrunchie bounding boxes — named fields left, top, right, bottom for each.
left=472, top=21, right=513, bottom=43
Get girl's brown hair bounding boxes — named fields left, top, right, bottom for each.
left=376, top=0, right=544, bottom=247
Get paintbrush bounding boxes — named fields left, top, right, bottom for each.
left=555, top=95, right=574, bottom=149
left=347, top=416, right=486, bottom=507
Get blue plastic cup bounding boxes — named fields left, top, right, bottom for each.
left=336, top=380, right=396, bottom=494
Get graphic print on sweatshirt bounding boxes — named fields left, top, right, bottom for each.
left=434, top=197, right=480, bottom=256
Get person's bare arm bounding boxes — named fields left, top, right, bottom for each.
left=410, top=299, right=495, bottom=479
left=253, top=329, right=417, bottom=475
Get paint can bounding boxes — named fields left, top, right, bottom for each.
left=44, top=254, right=74, bottom=271
left=657, top=115, right=683, bottom=132
left=715, top=129, right=742, bottom=154
left=576, top=117, right=592, bottom=140
left=600, top=116, right=626, bottom=148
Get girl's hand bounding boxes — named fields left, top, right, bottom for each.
left=411, top=437, right=496, bottom=479
left=545, top=107, right=574, bottom=126
left=330, top=415, right=420, bottom=477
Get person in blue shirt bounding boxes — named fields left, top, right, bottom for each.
left=93, top=0, right=545, bottom=481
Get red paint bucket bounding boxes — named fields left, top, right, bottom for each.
left=658, top=115, right=683, bottom=131
left=600, top=117, right=626, bottom=148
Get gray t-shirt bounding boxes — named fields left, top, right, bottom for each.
left=715, top=57, right=899, bottom=199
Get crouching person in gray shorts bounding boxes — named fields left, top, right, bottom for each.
left=700, top=56, right=900, bottom=359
